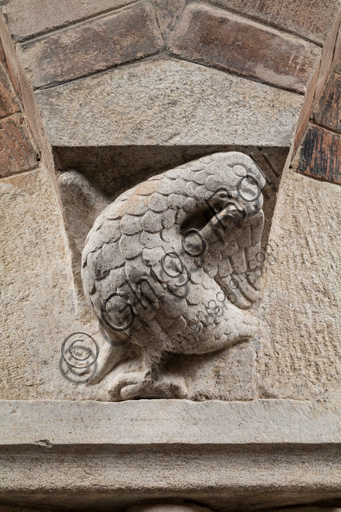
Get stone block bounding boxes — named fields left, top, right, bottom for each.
left=314, top=73, right=341, bottom=133
left=297, top=124, right=340, bottom=183
left=210, top=0, right=341, bottom=45
left=0, top=22, right=23, bottom=105
left=20, top=2, right=164, bottom=89
left=0, top=114, right=37, bottom=177
left=257, top=170, right=341, bottom=399
left=0, top=167, right=102, bottom=401
left=1, top=0, right=136, bottom=40
left=0, top=400, right=340, bottom=510
left=35, top=58, right=303, bottom=146
left=170, top=3, right=320, bottom=93
left=0, top=62, right=19, bottom=118
left=293, top=13, right=340, bottom=155
left=292, top=58, right=321, bottom=156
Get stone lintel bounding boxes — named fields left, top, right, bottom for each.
left=35, top=59, right=303, bottom=147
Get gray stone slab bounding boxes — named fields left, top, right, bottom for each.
left=35, top=59, right=303, bottom=147
left=1, top=399, right=340, bottom=445
left=0, top=400, right=340, bottom=511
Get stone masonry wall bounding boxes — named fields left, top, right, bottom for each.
left=0, top=1, right=340, bottom=402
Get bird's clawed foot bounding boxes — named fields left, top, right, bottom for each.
left=107, top=368, right=188, bottom=401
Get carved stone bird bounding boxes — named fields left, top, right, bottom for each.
left=81, top=152, right=265, bottom=400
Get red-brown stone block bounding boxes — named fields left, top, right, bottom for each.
left=0, top=115, right=38, bottom=177
left=210, top=0, right=341, bottom=45
left=297, top=124, right=340, bottom=183
left=20, top=2, right=164, bottom=89
left=314, top=73, right=341, bottom=133
left=170, top=3, right=320, bottom=93
left=0, top=62, right=19, bottom=118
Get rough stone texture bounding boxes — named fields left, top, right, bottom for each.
left=57, top=170, right=111, bottom=309
left=35, top=58, right=303, bottom=147
left=0, top=400, right=340, bottom=510
left=297, top=125, right=340, bottom=183
left=170, top=3, right=321, bottom=94
left=19, top=2, right=164, bottom=89
left=313, top=13, right=341, bottom=114
left=0, top=37, right=21, bottom=103
left=314, top=73, right=341, bottom=132
left=1, top=399, right=340, bottom=445
left=292, top=59, right=321, bottom=156
left=210, top=0, right=341, bottom=45
left=153, top=0, right=186, bottom=41
left=293, top=16, right=341, bottom=155
left=2, top=0, right=339, bottom=48
left=0, top=0, right=136, bottom=41
left=0, top=166, right=100, bottom=400
left=257, top=170, right=341, bottom=399
left=0, top=61, right=19, bottom=118
left=334, top=28, right=341, bottom=73
left=0, top=114, right=38, bottom=177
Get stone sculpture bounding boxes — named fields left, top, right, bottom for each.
left=82, top=152, right=266, bottom=400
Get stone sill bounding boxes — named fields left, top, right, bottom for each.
left=0, top=399, right=340, bottom=511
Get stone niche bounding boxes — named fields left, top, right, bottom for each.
left=54, top=143, right=287, bottom=402
left=44, top=55, right=295, bottom=402
left=0, top=0, right=340, bottom=511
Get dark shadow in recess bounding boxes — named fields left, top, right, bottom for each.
left=53, top=144, right=288, bottom=246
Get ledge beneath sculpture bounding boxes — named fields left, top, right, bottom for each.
left=0, top=399, right=340, bottom=511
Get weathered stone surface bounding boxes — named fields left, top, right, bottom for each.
left=297, top=125, right=340, bottom=183
left=336, top=55, right=341, bottom=74
left=333, top=28, right=341, bottom=73
left=0, top=166, right=100, bottom=400
left=314, top=73, right=341, bottom=133
left=57, top=170, right=111, bottom=310
left=81, top=152, right=266, bottom=400
left=2, top=0, right=339, bottom=48
left=170, top=3, right=320, bottom=93
left=35, top=59, right=303, bottom=146
left=1, top=399, right=340, bottom=445
left=313, top=13, right=341, bottom=112
left=152, top=0, right=186, bottom=41
left=0, top=114, right=37, bottom=177
left=0, top=62, right=19, bottom=118
left=294, top=15, right=341, bottom=155
left=1, top=0, right=136, bottom=41
left=210, top=0, right=341, bottom=45
left=0, top=400, right=340, bottom=510
left=0, top=19, right=24, bottom=108
left=257, top=170, right=341, bottom=399
left=20, top=2, right=163, bottom=89
left=292, top=60, right=321, bottom=156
